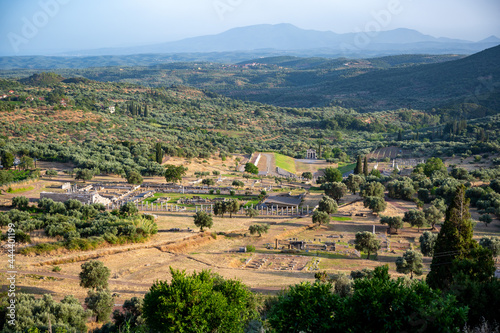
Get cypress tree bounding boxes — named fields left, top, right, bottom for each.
left=354, top=155, right=363, bottom=175
left=155, top=142, right=163, bottom=164
left=144, top=105, right=149, bottom=118
left=397, top=129, right=403, bottom=141
left=426, top=185, right=477, bottom=290
left=363, top=156, right=369, bottom=177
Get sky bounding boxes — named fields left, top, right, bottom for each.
left=0, top=0, right=499, bottom=56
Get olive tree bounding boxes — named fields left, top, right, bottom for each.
left=79, top=260, right=111, bottom=290
left=479, top=236, right=500, bottom=257
left=312, top=210, right=330, bottom=226
left=361, top=182, right=385, bottom=198
left=193, top=211, right=213, bottom=232
left=479, top=214, right=493, bottom=227
left=363, top=196, right=387, bottom=214
left=227, top=199, right=240, bottom=218
left=120, top=202, right=138, bottom=216
left=245, top=207, right=259, bottom=218
left=248, top=224, right=269, bottom=237
left=403, top=209, right=427, bottom=232
left=85, top=289, right=114, bottom=323
left=12, top=196, right=29, bottom=210
left=354, top=231, right=380, bottom=259
left=302, top=172, right=313, bottom=180
left=164, top=164, right=187, bottom=183
left=345, top=174, right=365, bottom=194
left=244, top=162, right=259, bottom=174
left=318, top=195, right=338, bottom=214
left=379, top=215, right=404, bottom=233
left=423, top=205, right=443, bottom=230
left=321, top=182, right=348, bottom=202
left=396, top=249, right=424, bottom=279
left=75, top=168, right=94, bottom=182
left=125, top=170, right=143, bottom=185
left=5, top=294, right=90, bottom=332
left=324, top=167, right=342, bottom=182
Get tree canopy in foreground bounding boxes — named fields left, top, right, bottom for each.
left=142, top=268, right=258, bottom=333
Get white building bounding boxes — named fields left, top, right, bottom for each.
left=306, top=149, right=317, bottom=160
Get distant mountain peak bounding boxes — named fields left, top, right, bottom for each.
left=479, top=35, right=500, bottom=43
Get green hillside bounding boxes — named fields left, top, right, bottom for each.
left=0, top=53, right=472, bottom=111
left=327, top=44, right=500, bottom=112
left=1, top=70, right=500, bottom=176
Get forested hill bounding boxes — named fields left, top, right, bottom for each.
left=2, top=46, right=497, bottom=114
left=221, top=45, right=500, bottom=112
left=322, top=44, right=500, bottom=112
left=1, top=73, right=500, bottom=165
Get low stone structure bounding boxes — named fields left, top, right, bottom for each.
left=40, top=191, right=111, bottom=205
left=276, top=167, right=297, bottom=178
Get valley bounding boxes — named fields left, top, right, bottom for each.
left=0, top=30, right=499, bottom=332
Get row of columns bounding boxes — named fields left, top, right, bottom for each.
left=195, top=204, right=311, bottom=216
left=107, top=202, right=312, bottom=216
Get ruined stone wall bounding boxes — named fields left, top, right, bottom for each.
left=40, top=192, right=95, bottom=205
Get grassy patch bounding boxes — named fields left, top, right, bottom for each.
left=274, top=153, right=297, bottom=174
left=308, top=186, right=323, bottom=193
left=7, top=186, right=34, bottom=193
left=337, top=163, right=356, bottom=175
left=331, top=216, right=352, bottom=221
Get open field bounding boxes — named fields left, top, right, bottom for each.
left=1, top=155, right=500, bottom=310
left=274, top=153, right=297, bottom=174
left=295, top=159, right=334, bottom=176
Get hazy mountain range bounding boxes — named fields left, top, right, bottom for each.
left=63, top=23, right=499, bottom=57
left=0, top=24, right=498, bottom=69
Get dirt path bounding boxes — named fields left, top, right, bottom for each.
left=262, top=153, right=277, bottom=176
left=15, top=270, right=152, bottom=288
